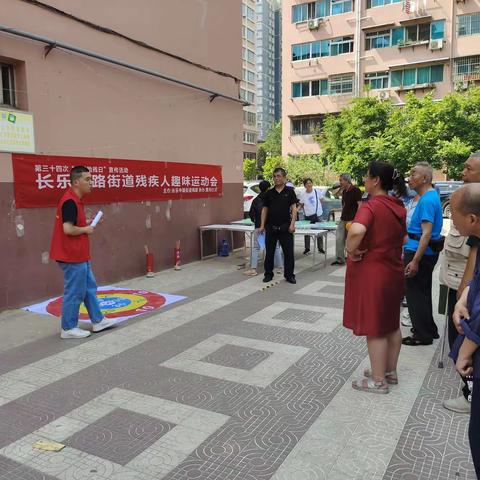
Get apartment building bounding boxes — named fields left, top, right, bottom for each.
left=242, top=0, right=258, bottom=159
left=282, top=0, right=480, bottom=156
left=257, top=0, right=282, bottom=141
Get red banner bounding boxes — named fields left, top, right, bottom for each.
left=12, top=154, right=223, bottom=208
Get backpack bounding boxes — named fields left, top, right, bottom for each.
left=439, top=224, right=471, bottom=290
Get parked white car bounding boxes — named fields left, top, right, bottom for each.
left=243, top=181, right=261, bottom=217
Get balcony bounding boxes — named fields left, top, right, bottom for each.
left=453, top=72, right=480, bottom=83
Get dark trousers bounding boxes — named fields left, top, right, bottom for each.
left=404, top=251, right=439, bottom=342
left=304, top=214, right=324, bottom=251
left=470, top=379, right=480, bottom=479
left=445, top=287, right=472, bottom=401
left=265, top=228, right=294, bottom=279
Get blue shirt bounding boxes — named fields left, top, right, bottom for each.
left=404, top=189, right=443, bottom=255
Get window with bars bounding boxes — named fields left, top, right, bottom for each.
left=291, top=115, right=325, bottom=135
left=0, top=64, right=15, bottom=107
left=329, top=74, right=354, bottom=94
left=453, top=56, right=480, bottom=81
left=365, top=71, right=389, bottom=90
left=292, top=75, right=353, bottom=97
left=458, top=13, right=480, bottom=37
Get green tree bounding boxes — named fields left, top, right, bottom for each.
left=285, top=155, right=328, bottom=185
left=319, top=96, right=391, bottom=181
left=243, top=158, right=258, bottom=181
left=318, top=87, right=480, bottom=180
left=262, top=155, right=286, bottom=180
left=258, top=121, right=282, bottom=166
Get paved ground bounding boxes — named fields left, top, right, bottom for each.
left=0, top=237, right=476, bottom=479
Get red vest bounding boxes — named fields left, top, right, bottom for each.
left=50, top=189, right=90, bottom=262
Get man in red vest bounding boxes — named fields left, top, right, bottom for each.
left=50, top=166, right=115, bottom=339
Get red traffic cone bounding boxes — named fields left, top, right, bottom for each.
left=174, top=240, right=181, bottom=270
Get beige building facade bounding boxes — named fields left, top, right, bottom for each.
left=282, top=0, right=480, bottom=156
left=0, top=0, right=244, bottom=310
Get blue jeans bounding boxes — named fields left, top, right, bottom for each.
left=58, top=261, right=103, bottom=330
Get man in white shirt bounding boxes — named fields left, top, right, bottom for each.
left=298, top=178, right=325, bottom=255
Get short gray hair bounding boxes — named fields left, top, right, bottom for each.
left=340, top=173, right=352, bottom=183
left=415, top=162, right=433, bottom=183
left=454, top=184, right=480, bottom=216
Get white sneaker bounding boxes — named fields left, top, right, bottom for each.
left=61, top=327, right=91, bottom=339
left=443, top=395, right=471, bottom=414
left=92, top=318, right=116, bottom=333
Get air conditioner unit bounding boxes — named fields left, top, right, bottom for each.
left=429, top=39, right=444, bottom=50
left=378, top=90, right=390, bottom=100
left=308, top=18, right=323, bottom=30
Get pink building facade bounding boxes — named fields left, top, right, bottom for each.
left=0, top=0, right=244, bottom=310
left=282, top=0, right=480, bottom=156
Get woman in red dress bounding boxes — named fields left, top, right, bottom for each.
left=343, top=161, right=407, bottom=394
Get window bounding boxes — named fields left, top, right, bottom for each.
left=0, top=64, right=15, bottom=106
left=246, top=49, right=255, bottom=63
left=244, top=152, right=257, bottom=160
left=243, top=131, right=257, bottom=144
left=390, top=65, right=444, bottom=87
left=431, top=20, right=445, bottom=40
left=458, top=13, right=480, bottom=37
left=292, top=0, right=352, bottom=22
left=329, top=74, right=354, bottom=94
left=365, top=71, right=389, bottom=89
left=246, top=27, right=255, bottom=42
left=247, top=91, right=255, bottom=103
left=243, top=69, right=255, bottom=84
left=330, top=36, right=354, bottom=55
left=367, top=0, right=402, bottom=7
left=244, top=111, right=256, bottom=126
left=365, top=30, right=391, bottom=50
left=243, top=5, right=255, bottom=20
left=291, top=115, right=324, bottom=135
left=454, top=56, right=480, bottom=81
left=406, top=23, right=430, bottom=42
left=331, top=0, right=352, bottom=15
left=292, top=37, right=353, bottom=61
left=240, top=88, right=247, bottom=101
left=292, top=75, right=353, bottom=97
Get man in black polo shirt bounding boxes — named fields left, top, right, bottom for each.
left=260, top=168, right=298, bottom=284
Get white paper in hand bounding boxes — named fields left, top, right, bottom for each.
left=90, top=211, right=103, bottom=227
left=257, top=232, right=266, bottom=250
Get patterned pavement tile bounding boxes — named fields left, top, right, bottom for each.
left=383, top=347, right=476, bottom=480
left=0, top=253, right=475, bottom=479
left=201, top=345, right=272, bottom=371
left=65, top=408, right=175, bottom=466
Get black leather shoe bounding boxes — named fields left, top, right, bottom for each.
left=286, top=277, right=297, bottom=284
left=303, top=249, right=310, bottom=255
left=318, top=249, right=325, bottom=254
left=263, top=275, right=273, bottom=283
left=331, top=260, right=345, bottom=266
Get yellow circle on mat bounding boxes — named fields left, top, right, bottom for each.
left=79, top=293, right=148, bottom=315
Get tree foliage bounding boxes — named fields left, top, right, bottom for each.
left=258, top=121, right=282, bottom=165
left=318, top=87, right=480, bottom=180
left=243, top=158, right=259, bottom=181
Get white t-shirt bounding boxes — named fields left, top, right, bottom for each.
left=299, top=189, right=325, bottom=217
